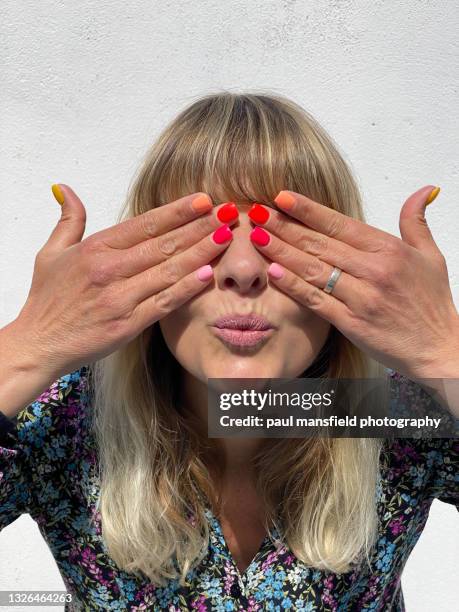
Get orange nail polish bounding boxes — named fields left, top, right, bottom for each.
left=425, top=186, right=440, bottom=206
left=192, top=193, right=213, bottom=213
left=274, top=191, right=296, bottom=210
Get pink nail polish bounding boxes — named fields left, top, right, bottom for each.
left=250, top=226, right=270, bottom=246
left=196, top=264, right=213, bottom=281
left=268, top=263, right=284, bottom=279
left=212, top=224, right=232, bottom=244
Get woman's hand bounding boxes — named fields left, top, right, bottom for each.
left=248, top=185, right=459, bottom=381
left=11, top=184, right=236, bottom=381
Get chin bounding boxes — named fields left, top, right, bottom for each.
left=203, top=356, right=282, bottom=380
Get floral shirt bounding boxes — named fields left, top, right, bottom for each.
left=0, top=366, right=457, bottom=611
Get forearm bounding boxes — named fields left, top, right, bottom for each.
left=0, top=319, right=60, bottom=419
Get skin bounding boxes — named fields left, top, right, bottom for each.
left=158, top=186, right=459, bottom=571
left=251, top=186, right=459, bottom=417
left=158, top=201, right=333, bottom=566
left=3, top=182, right=457, bottom=573
left=160, top=186, right=459, bottom=441
left=0, top=187, right=239, bottom=417
left=159, top=200, right=331, bottom=469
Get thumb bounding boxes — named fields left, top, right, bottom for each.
left=46, top=183, right=87, bottom=251
left=399, top=184, right=441, bottom=253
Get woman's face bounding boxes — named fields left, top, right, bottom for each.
left=159, top=202, right=331, bottom=382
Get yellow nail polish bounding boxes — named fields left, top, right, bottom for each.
left=425, top=186, right=440, bottom=206
left=51, top=184, right=65, bottom=206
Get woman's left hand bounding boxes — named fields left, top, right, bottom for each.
left=248, top=185, right=459, bottom=381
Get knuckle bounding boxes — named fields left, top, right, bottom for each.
left=140, top=212, right=159, bottom=238
left=383, top=239, right=403, bottom=258
left=154, top=288, right=176, bottom=314
left=372, top=266, right=390, bottom=287
left=299, top=233, right=328, bottom=255
left=272, top=239, right=290, bottom=260
left=157, top=235, right=178, bottom=256
left=304, top=286, right=326, bottom=309
left=88, top=261, right=115, bottom=286
left=326, top=214, right=346, bottom=239
left=196, top=239, right=213, bottom=259
left=372, top=261, right=397, bottom=287
left=35, top=248, right=51, bottom=265
left=81, top=237, right=110, bottom=264
left=102, top=307, right=134, bottom=340
left=159, top=258, right=182, bottom=284
left=177, top=201, right=192, bottom=223
left=81, top=237, right=102, bottom=257
left=303, top=257, right=324, bottom=280
left=271, top=214, right=289, bottom=234
left=364, top=237, right=388, bottom=253
left=360, top=293, right=380, bottom=319
left=290, top=275, right=324, bottom=310
left=434, top=251, right=448, bottom=270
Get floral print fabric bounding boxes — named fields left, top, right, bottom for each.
left=0, top=366, right=457, bottom=611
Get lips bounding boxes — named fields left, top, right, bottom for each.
left=211, top=314, right=274, bottom=347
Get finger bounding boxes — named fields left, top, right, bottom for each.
left=93, top=192, right=214, bottom=250
left=124, top=225, right=233, bottom=304
left=249, top=226, right=370, bottom=306
left=133, top=264, right=216, bottom=330
left=266, top=261, right=352, bottom=331
left=109, top=202, right=239, bottom=278
left=46, top=184, right=87, bottom=252
left=399, top=185, right=443, bottom=254
left=248, top=203, right=373, bottom=279
left=273, top=190, right=394, bottom=252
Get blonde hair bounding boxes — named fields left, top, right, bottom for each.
left=89, top=91, right=387, bottom=585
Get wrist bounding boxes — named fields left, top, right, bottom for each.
left=3, top=317, right=58, bottom=377
left=412, top=316, right=459, bottom=380
left=0, top=319, right=61, bottom=419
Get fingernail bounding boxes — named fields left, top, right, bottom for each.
left=217, top=202, right=238, bottom=223
left=268, top=263, right=285, bottom=279
left=212, top=224, right=233, bottom=244
left=250, top=226, right=270, bottom=246
left=51, top=184, right=65, bottom=206
left=425, top=186, right=440, bottom=206
left=196, top=264, right=213, bottom=282
left=274, top=191, right=295, bottom=210
left=248, top=203, right=270, bottom=224
left=192, top=193, right=213, bottom=213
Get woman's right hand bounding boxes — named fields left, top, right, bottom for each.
left=11, top=184, right=237, bottom=380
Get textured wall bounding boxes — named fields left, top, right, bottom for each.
left=1, top=1, right=458, bottom=610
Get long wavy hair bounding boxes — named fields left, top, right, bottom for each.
left=89, top=91, right=388, bottom=585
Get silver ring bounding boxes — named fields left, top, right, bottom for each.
left=323, top=266, right=342, bottom=294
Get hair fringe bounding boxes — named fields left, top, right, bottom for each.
left=88, top=90, right=388, bottom=585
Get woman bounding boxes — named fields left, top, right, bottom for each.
left=0, top=92, right=457, bottom=611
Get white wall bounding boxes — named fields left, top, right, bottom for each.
left=1, top=1, right=457, bottom=610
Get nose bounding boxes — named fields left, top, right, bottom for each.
left=214, top=204, right=269, bottom=296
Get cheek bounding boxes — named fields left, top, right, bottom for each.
left=158, top=305, right=201, bottom=365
